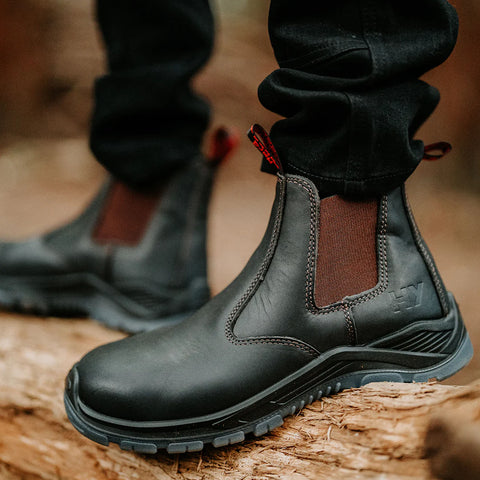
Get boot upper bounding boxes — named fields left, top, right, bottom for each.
left=0, top=159, right=213, bottom=318
left=73, top=173, right=449, bottom=423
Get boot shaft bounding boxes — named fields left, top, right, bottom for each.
left=233, top=175, right=448, bottom=350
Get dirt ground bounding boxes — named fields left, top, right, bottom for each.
left=0, top=5, right=478, bottom=389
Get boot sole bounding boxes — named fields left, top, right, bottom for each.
left=64, top=294, right=473, bottom=454
left=0, top=273, right=207, bottom=333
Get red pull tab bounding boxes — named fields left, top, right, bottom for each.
left=248, top=124, right=283, bottom=175
left=208, top=126, right=240, bottom=166
left=423, top=142, right=452, bottom=161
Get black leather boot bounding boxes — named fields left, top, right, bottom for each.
left=64, top=126, right=472, bottom=453
left=0, top=129, right=236, bottom=333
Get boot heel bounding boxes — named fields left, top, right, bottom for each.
left=359, top=290, right=473, bottom=385
left=411, top=330, right=473, bottom=382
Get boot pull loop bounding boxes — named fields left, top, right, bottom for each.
left=208, top=126, right=240, bottom=166
left=423, top=142, right=452, bottom=161
left=248, top=124, right=284, bottom=176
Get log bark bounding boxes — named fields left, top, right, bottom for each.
left=0, top=312, right=479, bottom=479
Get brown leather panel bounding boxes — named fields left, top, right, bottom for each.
left=315, top=195, right=378, bottom=307
left=93, top=182, right=162, bottom=245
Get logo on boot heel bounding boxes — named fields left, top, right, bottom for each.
left=389, top=282, right=424, bottom=313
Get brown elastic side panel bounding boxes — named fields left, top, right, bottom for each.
left=93, top=182, right=163, bottom=246
left=315, top=195, right=378, bottom=307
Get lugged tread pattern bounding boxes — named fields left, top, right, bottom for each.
left=167, top=441, right=204, bottom=454
left=212, top=431, right=245, bottom=448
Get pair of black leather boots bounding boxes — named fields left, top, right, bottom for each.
left=0, top=127, right=472, bottom=454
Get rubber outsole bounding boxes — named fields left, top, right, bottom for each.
left=64, top=329, right=473, bottom=454
left=0, top=274, right=207, bottom=333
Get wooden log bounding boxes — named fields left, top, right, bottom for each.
left=0, top=312, right=479, bottom=479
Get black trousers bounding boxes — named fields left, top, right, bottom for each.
left=91, top=1, right=458, bottom=196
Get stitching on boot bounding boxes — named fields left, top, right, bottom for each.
left=314, top=196, right=378, bottom=306
left=402, top=189, right=449, bottom=314
left=287, top=177, right=389, bottom=315
left=342, top=304, right=357, bottom=345
left=224, top=176, right=320, bottom=358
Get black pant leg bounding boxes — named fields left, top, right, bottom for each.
left=259, top=0, right=458, bottom=196
left=90, top=0, right=214, bottom=188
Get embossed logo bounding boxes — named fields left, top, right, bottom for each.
left=389, top=282, right=424, bottom=313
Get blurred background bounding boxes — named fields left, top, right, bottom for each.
left=0, top=0, right=478, bottom=383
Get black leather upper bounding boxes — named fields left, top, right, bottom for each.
left=0, top=186, right=109, bottom=277
left=0, top=158, right=213, bottom=317
left=75, top=173, right=448, bottom=422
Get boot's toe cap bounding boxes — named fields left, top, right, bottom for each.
left=71, top=333, right=220, bottom=423
left=74, top=338, right=158, bottom=422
